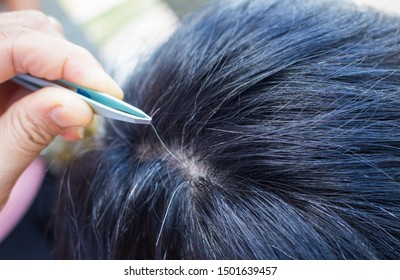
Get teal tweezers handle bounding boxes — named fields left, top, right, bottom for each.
left=12, top=74, right=151, bottom=125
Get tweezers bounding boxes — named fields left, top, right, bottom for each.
left=11, top=74, right=152, bottom=125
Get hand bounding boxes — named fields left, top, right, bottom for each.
left=0, top=10, right=123, bottom=209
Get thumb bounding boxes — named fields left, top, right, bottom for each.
left=0, top=87, right=93, bottom=207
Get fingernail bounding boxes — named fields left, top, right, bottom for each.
left=84, top=69, right=124, bottom=99
left=75, top=126, right=85, bottom=139
left=50, top=105, right=79, bottom=128
left=60, top=127, right=85, bottom=142
left=47, top=15, right=64, bottom=33
left=102, top=75, right=124, bottom=99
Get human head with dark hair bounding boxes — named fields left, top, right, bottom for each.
left=55, top=0, right=400, bottom=259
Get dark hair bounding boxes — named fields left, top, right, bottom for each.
left=55, top=0, right=400, bottom=259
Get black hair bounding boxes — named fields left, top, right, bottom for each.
left=55, top=0, right=400, bottom=259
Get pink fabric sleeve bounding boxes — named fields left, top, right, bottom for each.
left=0, top=157, right=46, bottom=243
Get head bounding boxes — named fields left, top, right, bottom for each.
left=55, top=0, right=400, bottom=259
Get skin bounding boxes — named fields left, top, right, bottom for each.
left=0, top=10, right=124, bottom=210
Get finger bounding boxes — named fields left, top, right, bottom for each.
left=0, top=10, right=63, bottom=38
left=0, top=12, right=123, bottom=99
left=46, top=15, right=64, bottom=34
left=0, top=87, right=93, bottom=208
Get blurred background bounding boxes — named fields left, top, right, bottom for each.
left=46, top=0, right=209, bottom=82
left=0, top=0, right=399, bottom=259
